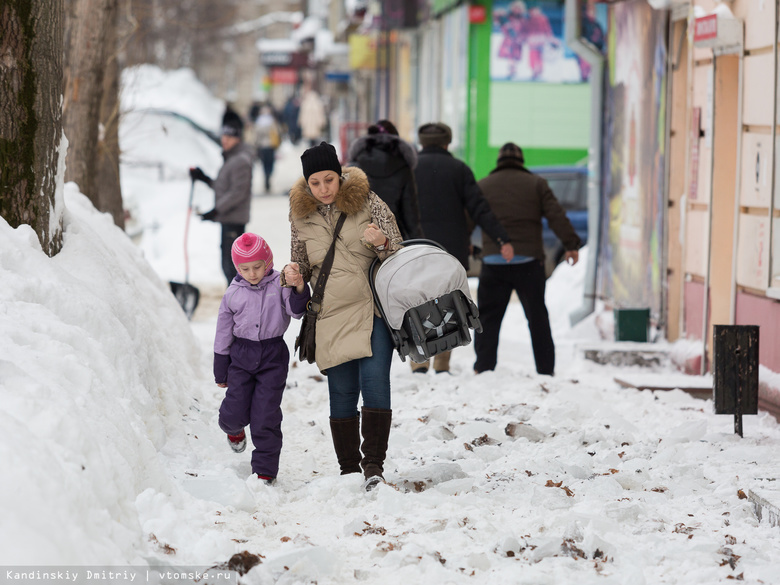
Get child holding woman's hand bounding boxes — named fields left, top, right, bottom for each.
left=214, top=233, right=310, bottom=485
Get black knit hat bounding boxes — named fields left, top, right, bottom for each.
left=301, top=142, right=342, bottom=181
left=497, top=142, right=524, bottom=164
left=418, top=122, right=452, bottom=147
left=221, top=110, right=244, bottom=137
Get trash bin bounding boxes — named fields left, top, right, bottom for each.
left=614, top=308, right=650, bottom=342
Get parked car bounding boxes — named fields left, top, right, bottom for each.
left=532, top=165, right=588, bottom=278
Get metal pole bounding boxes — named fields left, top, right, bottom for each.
left=680, top=7, right=694, bottom=339
left=701, top=56, right=716, bottom=375
left=385, top=22, right=391, bottom=120
left=768, top=0, right=779, bottom=290
left=660, top=11, right=674, bottom=339
left=730, top=53, right=744, bottom=324
left=375, top=4, right=384, bottom=121
left=735, top=345, right=743, bottom=437
left=565, top=0, right=605, bottom=326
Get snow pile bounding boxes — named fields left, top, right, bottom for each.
left=0, top=186, right=205, bottom=563
left=121, top=65, right=225, bottom=131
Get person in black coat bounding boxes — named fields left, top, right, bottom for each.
left=412, top=122, right=514, bottom=374
left=347, top=120, right=423, bottom=240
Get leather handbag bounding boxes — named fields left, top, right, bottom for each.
left=295, top=214, right=347, bottom=364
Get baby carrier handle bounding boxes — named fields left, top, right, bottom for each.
left=368, top=238, right=453, bottom=360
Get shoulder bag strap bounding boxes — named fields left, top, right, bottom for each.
left=309, top=213, right=347, bottom=312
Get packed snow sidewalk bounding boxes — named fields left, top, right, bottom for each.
left=4, top=184, right=780, bottom=584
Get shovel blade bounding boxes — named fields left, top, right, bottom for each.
left=170, top=281, right=200, bottom=320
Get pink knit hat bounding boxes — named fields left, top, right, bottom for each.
left=231, top=233, right=273, bottom=271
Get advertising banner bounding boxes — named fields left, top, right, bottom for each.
left=490, top=0, right=602, bottom=83
left=598, top=0, right=668, bottom=314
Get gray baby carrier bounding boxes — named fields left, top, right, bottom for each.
left=370, top=240, right=483, bottom=363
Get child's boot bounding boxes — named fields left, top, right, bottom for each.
left=227, top=429, right=247, bottom=453
left=257, top=474, right=276, bottom=486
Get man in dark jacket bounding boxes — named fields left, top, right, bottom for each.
left=413, top=122, right=514, bottom=374
left=474, top=143, right=581, bottom=376
left=347, top=120, right=423, bottom=240
left=190, top=112, right=254, bottom=285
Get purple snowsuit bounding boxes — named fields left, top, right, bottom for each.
left=214, top=270, right=310, bottom=478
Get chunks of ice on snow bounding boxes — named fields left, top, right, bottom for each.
left=665, top=419, right=708, bottom=444
left=395, top=462, right=468, bottom=493
left=427, top=405, right=449, bottom=422
left=528, top=536, right=562, bottom=562
left=435, top=477, right=475, bottom=495
left=467, top=552, right=491, bottom=570
left=264, top=546, right=339, bottom=580
left=499, top=536, right=522, bottom=556
left=432, top=426, right=456, bottom=440
left=505, top=422, right=546, bottom=442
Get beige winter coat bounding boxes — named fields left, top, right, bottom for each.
left=288, top=167, right=402, bottom=371
left=298, top=90, right=326, bottom=141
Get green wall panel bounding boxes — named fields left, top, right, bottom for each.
left=489, top=83, right=590, bottom=149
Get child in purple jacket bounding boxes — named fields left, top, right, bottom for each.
left=214, top=233, right=310, bottom=484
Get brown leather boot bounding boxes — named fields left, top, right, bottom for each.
left=329, top=415, right=362, bottom=475
left=433, top=350, right=451, bottom=373
left=360, top=407, right=392, bottom=490
left=410, top=360, right=429, bottom=374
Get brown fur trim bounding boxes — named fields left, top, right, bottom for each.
left=289, top=167, right=371, bottom=219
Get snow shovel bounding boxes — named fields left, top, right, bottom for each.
left=170, top=179, right=200, bottom=319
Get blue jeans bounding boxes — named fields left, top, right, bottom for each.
left=327, top=316, right=393, bottom=418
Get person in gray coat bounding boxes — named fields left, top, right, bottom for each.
left=190, top=112, right=254, bottom=285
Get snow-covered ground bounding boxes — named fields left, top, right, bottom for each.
left=1, top=65, right=779, bottom=584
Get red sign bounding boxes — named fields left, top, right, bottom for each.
left=270, top=67, right=298, bottom=85
left=469, top=5, right=487, bottom=24
left=694, top=15, right=718, bottom=42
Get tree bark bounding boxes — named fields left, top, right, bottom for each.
left=0, top=1, right=65, bottom=257
left=63, top=0, right=115, bottom=207
left=96, top=0, right=124, bottom=229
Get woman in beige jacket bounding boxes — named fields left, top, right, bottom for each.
left=282, top=142, right=403, bottom=491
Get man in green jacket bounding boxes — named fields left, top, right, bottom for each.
left=474, top=143, right=581, bottom=376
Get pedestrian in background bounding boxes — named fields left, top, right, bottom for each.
left=214, top=233, right=310, bottom=485
left=298, top=88, right=327, bottom=147
left=253, top=104, right=282, bottom=195
left=285, top=142, right=403, bottom=491
left=473, top=142, right=581, bottom=376
left=190, top=110, right=254, bottom=285
left=347, top=119, right=423, bottom=240
left=283, top=94, right=302, bottom=145
left=412, top=122, right=514, bottom=374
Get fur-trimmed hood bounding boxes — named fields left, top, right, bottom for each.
left=347, top=133, right=418, bottom=170
left=289, top=166, right=371, bottom=220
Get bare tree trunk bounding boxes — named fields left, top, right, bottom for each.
left=63, top=0, right=114, bottom=207
left=96, top=0, right=124, bottom=229
left=0, top=1, right=64, bottom=257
